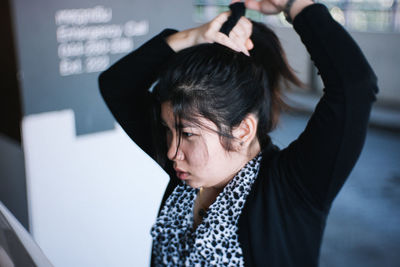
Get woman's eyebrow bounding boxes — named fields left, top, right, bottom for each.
left=160, top=120, right=191, bottom=129
left=178, top=122, right=197, bottom=129
left=177, top=123, right=187, bottom=128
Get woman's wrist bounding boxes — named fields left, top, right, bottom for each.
left=166, top=28, right=201, bottom=53
left=287, top=0, right=314, bottom=22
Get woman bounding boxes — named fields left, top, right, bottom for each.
left=99, top=0, right=378, bottom=266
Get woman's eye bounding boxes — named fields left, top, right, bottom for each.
left=183, top=132, right=193, bottom=138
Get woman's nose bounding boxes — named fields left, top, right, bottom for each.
left=167, top=136, right=184, bottom=161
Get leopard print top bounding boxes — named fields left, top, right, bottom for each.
left=151, top=152, right=262, bottom=266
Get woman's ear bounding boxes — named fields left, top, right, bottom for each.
left=232, top=114, right=258, bottom=151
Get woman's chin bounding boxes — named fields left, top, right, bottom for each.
left=185, top=180, right=202, bottom=189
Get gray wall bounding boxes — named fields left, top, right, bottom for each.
left=274, top=26, right=400, bottom=107
left=352, top=31, right=400, bottom=106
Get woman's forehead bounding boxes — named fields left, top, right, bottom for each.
left=160, top=102, right=217, bottom=131
left=160, top=102, right=173, bottom=123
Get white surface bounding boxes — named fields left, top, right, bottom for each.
left=22, top=110, right=169, bottom=267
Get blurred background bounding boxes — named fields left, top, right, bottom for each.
left=0, top=0, right=399, bottom=266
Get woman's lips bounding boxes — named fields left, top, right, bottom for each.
left=175, top=168, right=189, bottom=180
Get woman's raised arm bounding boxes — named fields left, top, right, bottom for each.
left=271, top=2, right=378, bottom=210
left=99, top=29, right=178, bottom=162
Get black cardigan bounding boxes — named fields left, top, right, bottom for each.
left=98, top=4, right=378, bottom=267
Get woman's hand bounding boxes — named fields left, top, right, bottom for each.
left=166, top=11, right=253, bottom=55
left=245, top=0, right=287, bottom=14
left=245, top=0, right=314, bottom=20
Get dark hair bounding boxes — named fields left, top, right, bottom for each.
left=152, top=21, right=302, bottom=166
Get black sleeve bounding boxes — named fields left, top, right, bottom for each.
left=98, top=29, right=178, bottom=163
left=277, top=4, right=378, bottom=210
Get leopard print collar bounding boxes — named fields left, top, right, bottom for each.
left=151, top=152, right=262, bottom=266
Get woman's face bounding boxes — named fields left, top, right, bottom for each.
left=161, top=102, right=244, bottom=189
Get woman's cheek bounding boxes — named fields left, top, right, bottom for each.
left=185, top=137, right=209, bottom=168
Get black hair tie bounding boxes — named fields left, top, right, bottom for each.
left=219, top=2, right=246, bottom=36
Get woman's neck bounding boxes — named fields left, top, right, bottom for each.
left=208, top=139, right=261, bottom=191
